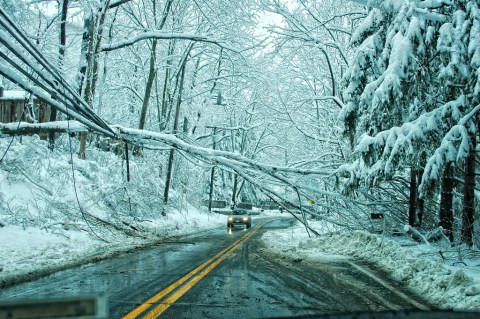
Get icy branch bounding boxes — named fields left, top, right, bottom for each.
left=309, top=95, right=345, bottom=109
left=101, top=32, right=239, bottom=53
left=108, top=0, right=132, bottom=9
left=115, top=126, right=334, bottom=177
left=350, top=0, right=449, bottom=22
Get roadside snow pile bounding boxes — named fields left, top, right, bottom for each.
left=0, top=209, right=223, bottom=287
left=0, top=225, right=114, bottom=284
left=262, top=221, right=480, bottom=310
left=0, top=136, right=223, bottom=287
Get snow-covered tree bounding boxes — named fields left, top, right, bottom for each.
left=340, top=0, right=479, bottom=243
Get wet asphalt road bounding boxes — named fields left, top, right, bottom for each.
left=0, top=218, right=430, bottom=318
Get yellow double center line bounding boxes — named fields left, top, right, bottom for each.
left=122, top=221, right=267, bottom=319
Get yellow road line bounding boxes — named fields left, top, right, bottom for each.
left=122, top=222, right=266, bottom=319
left=143, top=253, right=229, bottom=318
left=121, top=241, right=238, bottom=319
left=143, top=228, right=259, bottom=318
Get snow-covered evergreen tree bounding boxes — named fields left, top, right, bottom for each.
left=340, top=0, right=479, bottom=242
left=341, top=0, right=478, bottom=187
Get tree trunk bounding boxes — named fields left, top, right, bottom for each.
left=408, top=167, right=417, bottom=226
left=461, top=130, right=477, bottom=246
left=78, top=2, right=112, bottom=159
left=163, top=148, right=175, bottom=205
left=191, top=49, right=224, bottom=135
left=208, top=127, right=217, bottom=212
left=130, top=0, right=175, bottom=158
left=48, top=0, right=68, bottom=151
left=160, top=40, right=175, bottom=131
left=133, top=40, right=157, bottom=156
left=77, top=10, right=94, bottom=160
left=416, top=167, right=425, bottom=227
left=136, top=0, right=173, bottom=135
left=439, top=163, right=455, bottom=242
left=163, top=45, right=192, bottom=204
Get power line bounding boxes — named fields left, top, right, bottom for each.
left=0, top=7, right=105, bottom=122
left=0, top=7, right=115, bottom=136
left=0, top=62, right=114, bottom=137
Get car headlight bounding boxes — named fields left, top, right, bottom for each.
left=228, top=217, right=233, bottom=221
left=243, top=217, right=248, bottom=221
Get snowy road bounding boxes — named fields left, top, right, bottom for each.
left=0, top=218, right=431, bottom=318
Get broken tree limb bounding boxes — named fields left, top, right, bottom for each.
left=404, top=225, right=431, bottom=246
left=427, top=227, right=449, bottom=242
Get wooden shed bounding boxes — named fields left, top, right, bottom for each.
left=0, top=88, right=51, bottom=124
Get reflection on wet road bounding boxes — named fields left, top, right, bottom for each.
left=0, top=217, right=430, bottom=318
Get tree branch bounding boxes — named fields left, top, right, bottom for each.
left=101, top=32, right=239, bottom=53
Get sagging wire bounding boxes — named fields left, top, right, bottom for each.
left=66, top=119, right=109, bottom=243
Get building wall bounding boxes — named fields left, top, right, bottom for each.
left=0, top=96, right=51, bottom=124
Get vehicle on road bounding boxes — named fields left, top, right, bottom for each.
left=227, top=210, right=251, bottom=228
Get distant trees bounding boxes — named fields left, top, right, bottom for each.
left=253, top=0, right=369, bottom=222
left=2, top=0, right=477, bottom=242
left=87, top=0, right=262, bottom=205
left=341, top=0, right=479, bottom=245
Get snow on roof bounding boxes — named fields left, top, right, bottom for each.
left=0, top=90, right=32, bottom=100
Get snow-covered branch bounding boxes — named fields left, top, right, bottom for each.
left=350, top=0, right=449, bottom=22
left=338, top=95, right=478, bottom=192
left=308, top=95, right=345, bottom=109
left=101, top=32, right=239, bottom=53
left=115, top=126, right=334, bottom=177
left=108, top=0, right=132, bottom=9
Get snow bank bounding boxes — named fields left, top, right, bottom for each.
left=0, top=209, right=224, bottom=287
left=262, top=221, right=480, bottom=310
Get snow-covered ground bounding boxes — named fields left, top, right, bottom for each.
left=0, top=211, right=224, bottom=287
left=262, top=220, right=480, bottom=310
left=0, top=136, right=225, bottom=287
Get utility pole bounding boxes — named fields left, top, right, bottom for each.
left=206, top=92, right=225, bottom=212
left=208, top=127, right=217, bottom=212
